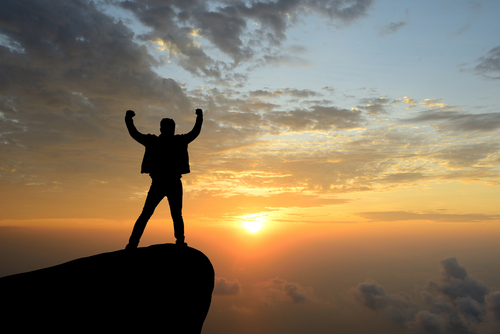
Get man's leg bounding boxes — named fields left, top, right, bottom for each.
left=166, top=178, right=185, bottom=245
left=126, top=182, right=164, bottom=249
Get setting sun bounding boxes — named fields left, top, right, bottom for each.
left=242, top=214, right=265, bottom=233
left=243, top=220, right=263, bottom=233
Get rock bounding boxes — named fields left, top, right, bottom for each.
left=0, top=244, right=214, bottom=333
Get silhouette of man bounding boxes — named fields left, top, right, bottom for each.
left=124, top=108, right=203, bottom=249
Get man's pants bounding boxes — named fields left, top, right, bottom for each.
left=127, top=176, right=184, bottom=247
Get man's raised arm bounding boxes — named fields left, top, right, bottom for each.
left=183, top=108, right=204, bottom=143
left=125, top=110, right=147, bottom=145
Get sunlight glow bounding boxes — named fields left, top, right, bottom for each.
left=243, top=220, right=263, bottom=233
left=242, top=214, right=265, bottom=233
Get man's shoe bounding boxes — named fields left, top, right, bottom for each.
left=125, top=243, right=137, bottom=251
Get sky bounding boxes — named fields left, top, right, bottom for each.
left=1, top=0, right=500, bottom=333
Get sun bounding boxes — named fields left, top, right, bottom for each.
left=243, top=220, right=263, bottom=233
left=242, top=214, right=265, bottom=233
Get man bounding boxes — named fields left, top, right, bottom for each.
left=124, top=108, right=203, bottom=249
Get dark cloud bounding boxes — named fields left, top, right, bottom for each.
left=0, top=0, right=188, bottom=103
left=2, top=0, right=498, bottom=217
left=379, top=20, right=408, bottom=36
left=439, top=257, right=468, bottom=281
left=248, top=88, right=321, bottom=99
left=474, top=45, right=500, bottom=80
left=430, top=258, right=489, bottom=304
left=354, top=258, right=500, bottom=334
left=379, top=9, right=409, bottom=36
left=213, top=277, right=241, bottom=296
left=117, top=0, right=373, bottom=82
left=405, top=310, right=450, bottom=334
left=282, top=88, right=321, bottom=98
left=264, top=106, right=364, bottom=131
left=486, top=291, right=500, bottom=321
left=432, top=144, right=499, bottom=168
left=354, top=278, right=392, bottom=310
left=0, top=0, right=194, bottom=204
left=1, top=0, right=455, bottom=205
left=322, top=86, right=335, bottom=93
left=0, top=0, right=191, bottom=125
left=380, top=172, right=427, bottom=183
left=357, top=97, right=390, bottom=116
left=255, top=277, right=316, bottom=304
left=249, top=89, right=281, bottom=98
left=400, top=110, right=500, bottom=132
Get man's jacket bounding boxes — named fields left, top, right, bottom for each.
left=125, top=115, right=203, bottom=176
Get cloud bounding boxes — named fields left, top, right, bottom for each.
left=429, top=258, right=489, bottom=304
left=0, top=0, right=188, bottom=102
left=0, top=0, right=368, bottom=208
left=379, top=20, right=408, bottom=36
left=171, top=83, right=500, bottom=196
left=474, top=45, right=500, bottom=80
left=400, top=110, right=500, bottom=133
left=354, top=257, right=500, bottom=334
left=264, top=106, right=364, bottom=131
left=0, top=0, right=203, bottom=215
left=322, top=86, right=335, bottom=93
left=486, top=291, right=500, bottom=321
left=380, top=172, right=427, bottom=183
left=255, top=277, right=317, bottom=304
left=354, top=278, right=412, bottom=311
left=0, top=0, right=191, bottom=120
left=357, top=97, right=390, bottom=116
left=262, top=52, right=316, bottom=68
left=405, top=310, right=450, bottom=334
left=432, top=144, right=499, bottom=168
left=356, top=211, right=500, bottom=223
left=281, top=88, right=322, bottom=98
left=393, top=96, right=418, bottom=109
left=117, top=0, right=373, bottom=82
left=1, top=0, right=499, bottom=221
left=248, top=88, right=320, bottom=99
left=186, top=85, right=500, bottom=196
left=379, top=9, right=409, bottom=36
left=0, top=0, right=190, bottom=149
left=421, top=99, right=447, bottom=109
left=213, top=277, right=242, bottom=296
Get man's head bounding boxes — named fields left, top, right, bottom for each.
left=160, top=118, right=175, bottom=135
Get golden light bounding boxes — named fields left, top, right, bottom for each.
left=241, top=214, right=265, bottom=233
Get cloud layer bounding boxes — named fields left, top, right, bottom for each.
left=214, top=277, right=242, bottom=295
left=475, top=45, right=500, bottom=80
left=354, top=257, right=500, bottom=334
left=118, top=0, right=374, bottom=82
left=1, top=0, right=499, bottom=222
left=255, top=277, right=317, bottom=304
